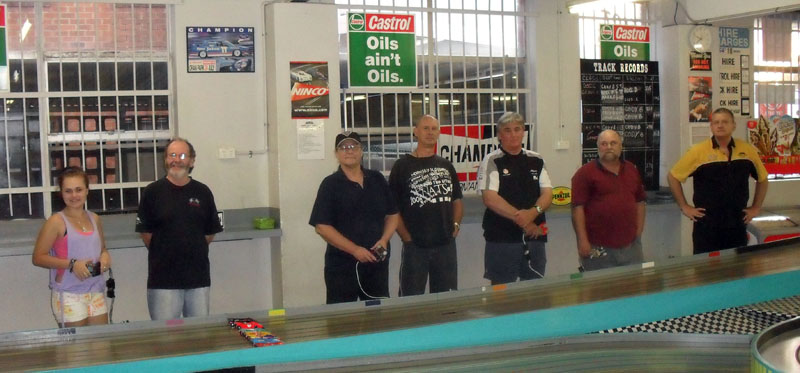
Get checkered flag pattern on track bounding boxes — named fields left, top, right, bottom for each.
left=596, top=295, right=800, bottom=334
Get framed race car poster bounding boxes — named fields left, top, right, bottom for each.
left=186, top=26, right=255, bottom=73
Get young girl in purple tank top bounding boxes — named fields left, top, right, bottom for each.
left=33, top=167, right=112, bottom=328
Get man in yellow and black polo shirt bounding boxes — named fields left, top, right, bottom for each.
left=667, top=108, right=768, bottom=254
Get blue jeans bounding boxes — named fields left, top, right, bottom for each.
left=147, top=287, right=210, bottom=320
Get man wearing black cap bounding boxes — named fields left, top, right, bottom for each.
left=309, top=131, right=399, bottom=304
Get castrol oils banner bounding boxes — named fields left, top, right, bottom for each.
left=438, top=124, right=529, bottom=194
left=600, top=24, right=650, bottom=61
left=348, top=13, right=416, bottom=87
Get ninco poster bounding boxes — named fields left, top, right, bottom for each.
left=290, top=62, right=329, bottom=119
left=186, top=26, right=255, bottom=73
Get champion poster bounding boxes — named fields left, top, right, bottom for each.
left=290, top=62, right=329, bottom=119
left=438, top=124, right=530, bottom=194
left=186, top=26, right=255, bottom=73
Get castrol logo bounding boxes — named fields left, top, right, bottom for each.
left=365, top=14, right=414, bottom=33
left=291, top=83, right=329, bottom=101
left=600, top=24, right=613, bottom=40
left=613, top=25, right=649, bottom=42
left=348, top=13, right=365, bottom=31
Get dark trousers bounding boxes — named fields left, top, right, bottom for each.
left=398, top=240, right=457, bottom=297
left=692, top=220, right=747, bottom=255
left=484, top=240, right=546, bottom=285
left=324, top=259, right=389, bottom=304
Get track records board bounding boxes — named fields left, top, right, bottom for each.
left=580, top=59, right=660, bottom=190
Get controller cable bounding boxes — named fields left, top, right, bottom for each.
left=522, top=233, right=544, bottom=278
left=355, top=247, right=389, bottom=300
left=106, top=268, right=116, bottom=324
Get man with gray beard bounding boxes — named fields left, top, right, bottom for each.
left=136, top=137, right=223, bottom=320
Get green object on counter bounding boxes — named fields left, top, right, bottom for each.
left=253, top=217, right=275, bottom=230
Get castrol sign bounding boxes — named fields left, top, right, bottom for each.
left=349, top=13, right=416, bottom=87
left=600, top=24, right=650, bottom=61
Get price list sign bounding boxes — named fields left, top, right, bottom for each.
left=580, top=59, right=661, bottom=190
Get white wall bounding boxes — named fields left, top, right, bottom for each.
left=528, top=0, right=584, bottom=189
left=265, top=3, right=341, bottom=308
left=173, top=0, right=270, bottom=210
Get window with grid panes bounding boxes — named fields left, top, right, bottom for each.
left=336, top=0, right=528, bottom=194
left=0, top=2, right=173, bottom=220
left=752, top=13, right=800, bottom=179
left=575, top=2, right=652, bottom=59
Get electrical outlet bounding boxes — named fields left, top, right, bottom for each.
left=218, top=147, right=236, bottom=159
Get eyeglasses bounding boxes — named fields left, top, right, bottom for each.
left=168, top=152, right=189, bottom=160
left=337, top=144, right=361, bottom=151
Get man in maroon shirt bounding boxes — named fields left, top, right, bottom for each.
left=571, top=129, right=646, bottom=271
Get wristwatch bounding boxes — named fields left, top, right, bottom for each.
left=453, top=222, right=461, bottom=230
left=534, top=205, right=543, bottom=214
left=68, top=258, right=77, bottom=273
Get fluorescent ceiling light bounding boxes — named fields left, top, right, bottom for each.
left=344, top=95, right=366, bottom=102
left=20, top=19, right=32, bottom=42
left=567, top=0, right=646, bottom=14
left=751, top=215, right=789, bottom=222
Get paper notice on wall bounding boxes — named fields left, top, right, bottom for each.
left=296, top=119, right=325, bottom=160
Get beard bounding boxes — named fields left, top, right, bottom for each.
left=167, top=163, right=190, bottom=179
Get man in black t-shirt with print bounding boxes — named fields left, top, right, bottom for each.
left=389, top=115, right=463, bottom=296
left=135, top=137, right=223, bottom=320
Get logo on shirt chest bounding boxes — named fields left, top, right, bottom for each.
left=408, top=168, right=454, bottom=207
left=502, top=168, right=539, bottom=181
left=188, top=197, right=201, bottom=207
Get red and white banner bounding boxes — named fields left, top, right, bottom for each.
left=437, top=124, right=529, bottom=194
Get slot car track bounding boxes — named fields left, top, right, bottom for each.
left=1, top=237, right=800, bottom=372
left=273, top=334, right=754, bottom=372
